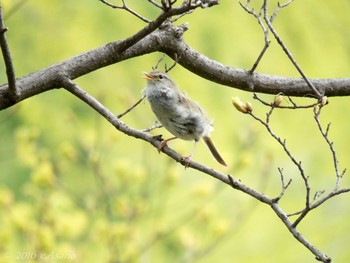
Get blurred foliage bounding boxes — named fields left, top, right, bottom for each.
left=0, top=0, right=350, bottom=262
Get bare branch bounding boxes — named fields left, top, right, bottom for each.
left=114, top=1, right=211, bottom=55
left=141, top=120, right=163, bottom=132
left=1, top=1, right=348, bottom=262
left=309, top=104, right=350, bottom=211
left=148, top=0, right=163, bottom=9
left=273, top=167, right=292, bottom=202
left=153, top=53, right=166, bottom=70
left=2, top=23, right=350, bottom=110
left=313, top=190, right=325, bottom=202
left=313, top=104, right=345, bottom=189
left=99, top=0, right=151, bottom=23
left=165, top=53, right=178, bottom=72
left=61, top=77, right=334, bottom=262
left=270, top=203, right=331, bottom=263
left=240, top=1, right=270, bottom=73
left=310, top=187, right=350, bottom=210
left=0, top=6, right=18, bottom=102
left=290, top=186, right=350, bottom=220
left=250, top=94, right=349, bottom=232
left=240, top=0, right=292, bottom=73
left=270, top=0, right=294, bottom=22
left=262, top=0, right=322, bottom=99
left=171, top=11, right=195, bottom=23
left=117, top=94, right=146, bottom=118
left=197, top=0, right=219, bottom=8
left=248, top=95, right=312, bottom=225
left=161, top=0, right=171, bottom=11
left=60, top=77, right=270, bottom=203
left=152, top=53, right=178, bottom=72
left=253, top=93, right=318, bottom=109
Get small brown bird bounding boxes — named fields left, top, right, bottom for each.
left=143, top=70, right=227, bottom=167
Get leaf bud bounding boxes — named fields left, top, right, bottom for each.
left=274, top=95, right=284, bottom=106
left=232, top=96, right=248, bottom=113
left=245, top=102, right=253, bottom=112
left=321, top=96, right=328, bottom=106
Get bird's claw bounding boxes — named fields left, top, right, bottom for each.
left=181, top=155, right=192, bottom=168
left=157, top=140, right=168, bottom=153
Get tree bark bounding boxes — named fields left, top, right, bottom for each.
left=1, top=23, right=350, bottom=110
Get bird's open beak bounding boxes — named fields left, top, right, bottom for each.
left=143, top=72, right=154, bottom=80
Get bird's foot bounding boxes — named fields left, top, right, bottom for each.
left=181, top=155, right=192, bottom=168
left=157, top=136, right=177, bottom=153
left=157, top=139, right=168, bottom=153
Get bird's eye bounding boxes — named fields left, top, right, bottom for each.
left=158, top=75, right=163, bottom=79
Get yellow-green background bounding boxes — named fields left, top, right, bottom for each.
left=1, top=0, right=350, bottom=262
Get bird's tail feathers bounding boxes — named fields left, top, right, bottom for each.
left=202, top=136, right=227, bottom=167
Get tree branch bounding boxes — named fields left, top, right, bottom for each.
left=1, top=24, right=350, bottom=110
left=313, top=104, right=345, bottom=189
left=0, top=5, right=18, bottom=102
left=262, top=0, right=322, bottom=99
left=248, top=103, right=313, bottom=220
left=99, top=0, right=151, bottom=23
left=1, top=2, right=347, bottom=262
left=60, top=77, right=271, bottom=204
left=240, top=0, right=293, bottom=73
left=270, top=203, right=331, bottom=263
left=60, top=76, right=333, bottom=262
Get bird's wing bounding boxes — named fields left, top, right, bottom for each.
left=178, top=92, right=205, bottom=116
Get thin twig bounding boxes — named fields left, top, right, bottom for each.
left=269, top=203, right=331, bottom=263
left=0, top=6, right=18, bottom=102
left=153, top=54, right=166, bottom=70
left=114, top=0, right=209, bottom=54
left=148, top=0, right=163, bottom=9
left=253, top=93, right=318, bottom=109
left=270, top=0, right=294, bottom=22
left=240, top=0, right=291, bottom=73
left=171, top=10, right=195, bottom=22
left=142, top=121, right=163, bottom=132
left=152, top=53, right=178, bottom=72
left=281, top=102, right=350, bottom=225
left=313, top=104, right=347, bottom=191
left=165, top=53, right=178, bottom=72
left=248, top=100, right=312, bottom=224
left=99, top=0, right=151, bottom=23
left=117, top=94, right=146, bottom=118
left=310, top=187, right=350, bottom=211
left=287, top=209, right=303, bottom=217
left=240, top=1, right=270, bottom=73
left=287, top=96, right=298, bottom=107
left=252, top=93, right=349, bottom=231
left=262, top=0, right=322, bottom=99
left=313, top=190, right=325, bottom=202
left=273, top=167, right=292, bottom=202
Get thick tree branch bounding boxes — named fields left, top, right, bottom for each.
left=1, top=23, right=350, bottom=110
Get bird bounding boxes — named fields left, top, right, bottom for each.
left=143, top=70, right=227, bottom=167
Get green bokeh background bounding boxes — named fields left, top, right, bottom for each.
left=1, top=0, right=350, bottom=262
